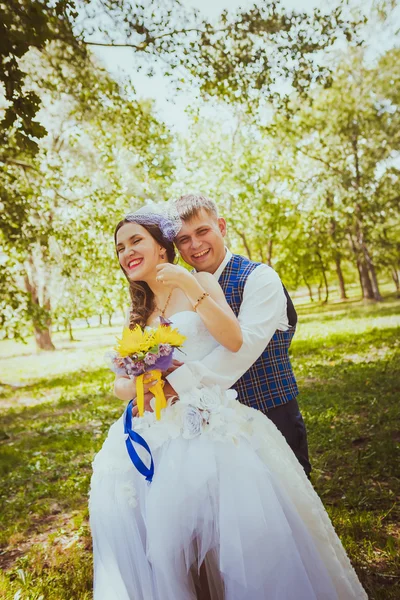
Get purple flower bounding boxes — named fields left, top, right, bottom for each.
left=159, top=316, right=172, bottom=327
left=133, top=361, right=146, bottom=374
left=159, top=344, right=172, bottom=356
left=144, top=353, right=158, bottom=366
left=153, top=353, right=173, bottom=371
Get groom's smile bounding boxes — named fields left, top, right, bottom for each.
left=192, top=248, right=211, bottom=260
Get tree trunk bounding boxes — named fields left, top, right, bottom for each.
left=317, top=280, right=322, bottom=302
left=362, top=245, right=382, bottom=301
left=335, top=254, right=347, bottom=300
left=108, top=313, right=113, bottom=327
left=322, top=270, right=329, bottom=304
left=233, top=228, right=252, bottom=260
left=33, top=326, right=55, bottom=351
left=258, top=242, right=265, bottom=264
left=24, top=265, right=55, bottom=351
left=303, top=276, right=314, bottom=302
left=99, top=314, right=103, bottom=326
left=357, top=259, right=375, bottom=300
left=86, top=317, right=91, bottom=328
left=391, top=267, right=400, bottom=293
left=68, top=321, right=75, bottom=342
left=368, top=262, right=382, bottom=301
left=266, top=239, right=273, bottom=267
left=316, top=251, right=329, bottom=304
left=348, top=232, right=374, bottom=300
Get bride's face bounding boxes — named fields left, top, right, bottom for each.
left=116, top=222, right=164, bottom=281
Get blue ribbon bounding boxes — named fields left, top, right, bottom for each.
left=124, top=400, right=154, bottom=483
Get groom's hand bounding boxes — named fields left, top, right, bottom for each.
left=163, top=381, right=178, bottom=401
left=163, top=359, right=183, bottom=376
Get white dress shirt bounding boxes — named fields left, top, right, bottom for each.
left=167, top=249, right=289, bottom=394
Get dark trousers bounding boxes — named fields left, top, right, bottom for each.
left=266, top=398, right=312, bottom=478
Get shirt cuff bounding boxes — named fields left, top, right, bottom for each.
left=166, top=363, right=196, bottom=395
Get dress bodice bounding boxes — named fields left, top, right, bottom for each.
left=169, top=311, right=218, bottom=363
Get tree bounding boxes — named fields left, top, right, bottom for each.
left=0, top=38, right=174, bottom=349
left=184, top=1, right=364, bottom=110
left=78, top=0, right=363, bottom=111
left=0, top=0, right=81, bottom=154
left=271, top=47, right=400, bottom=301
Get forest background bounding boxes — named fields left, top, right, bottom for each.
left=0, top=0, right=399, bottom=598
left=1, top=0, right=399, bottom=348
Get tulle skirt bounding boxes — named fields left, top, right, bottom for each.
left=89, top=388, right=367, bottom=600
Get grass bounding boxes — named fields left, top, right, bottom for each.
left=0, top=296, right=399, bottom=599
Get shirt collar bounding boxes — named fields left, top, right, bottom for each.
left=213, top=248, right=233, bottom=280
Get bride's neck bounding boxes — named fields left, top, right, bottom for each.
left=143, top=273, right=172, bottom=306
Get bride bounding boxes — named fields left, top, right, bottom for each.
left=89, top=207, right=367, bottom=600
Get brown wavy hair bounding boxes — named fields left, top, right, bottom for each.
left=114, top=219, right=176, bottom=329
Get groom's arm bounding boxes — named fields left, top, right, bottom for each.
left=167, top=265, right=288, bottom=393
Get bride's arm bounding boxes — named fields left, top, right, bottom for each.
left=187, top=272, right=243, bottom=352
left=156, top=264, right=242, bottom=352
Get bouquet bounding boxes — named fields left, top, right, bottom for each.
left=111, top=318, right=186, bottom=420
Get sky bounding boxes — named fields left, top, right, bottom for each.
left=89, top=0, right=399, bottom=131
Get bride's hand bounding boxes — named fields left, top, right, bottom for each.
left=130, top=373, right=158, bottom=399
left=155, top=263, right=192, bottom=289
left=131, top=391, right=154, bottom=417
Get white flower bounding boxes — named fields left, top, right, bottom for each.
left=225, top=389, right=238, bottom=402
left=121, top=481, right=138, bottom=508
left=133, top=411, right=155, bottom=432
left=182, top=405, right=203, bottom=439
left=202, top=409, right=211, bottom=424
left=197, top=387, right=221, bottom=412
left=179, top=387, right=202, bottom=406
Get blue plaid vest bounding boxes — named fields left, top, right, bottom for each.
left=218, top=254, right=299, bottom=412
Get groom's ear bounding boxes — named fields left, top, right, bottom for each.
left=218, top=217, right=227, bottom=237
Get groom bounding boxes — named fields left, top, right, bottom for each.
left=165, top=193, right=311, bottom=477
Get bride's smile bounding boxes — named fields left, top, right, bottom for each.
left=127, top=257, right=143, bottom=271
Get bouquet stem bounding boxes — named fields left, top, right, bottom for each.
left=136, top=373, right=145, bottom=417
left=135, top=369, right=167, bottom=420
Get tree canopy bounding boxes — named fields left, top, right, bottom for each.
left=1, top=0, right=399, bottom=349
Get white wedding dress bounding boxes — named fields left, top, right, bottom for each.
left=89, top=311, right=367, bottom=600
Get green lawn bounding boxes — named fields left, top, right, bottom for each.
left=0, top=296, right=399, bottom=599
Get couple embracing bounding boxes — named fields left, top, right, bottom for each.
left=89, top=194, right=367, bottom=599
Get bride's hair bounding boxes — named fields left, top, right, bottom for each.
left=114, top=219, right=176, bottom=329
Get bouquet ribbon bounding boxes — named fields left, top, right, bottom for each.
left=124, top=400, right=154, bottom=483
left=136, top=369, right=167, bottom=420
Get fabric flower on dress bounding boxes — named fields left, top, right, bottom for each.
left=182, top=405, right=203, bottom=439
left=121, top=480, right=138, bottom=508
left=197, top=386, right=222, bottom=412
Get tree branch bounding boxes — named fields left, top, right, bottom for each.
left=83, top=26, right=206, bottom=51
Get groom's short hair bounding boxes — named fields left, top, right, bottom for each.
left=175, top=194, right=219, bottom=221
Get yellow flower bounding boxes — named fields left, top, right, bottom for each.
left=153, top=324, right=186, bottom=347
left=115, top=326, right=155, bottom=357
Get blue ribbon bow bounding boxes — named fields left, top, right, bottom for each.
left=124, top=400, right=154, bottom=483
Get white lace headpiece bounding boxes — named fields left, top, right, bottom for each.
left=124, top=200, right=182, bottom=242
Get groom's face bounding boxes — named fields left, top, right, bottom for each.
left=175, top=209, right=227, bottom=274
